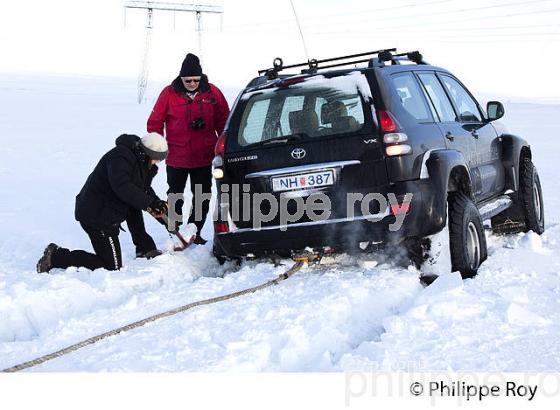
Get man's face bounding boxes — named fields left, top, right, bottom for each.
left=181, top=76, right=201, bottom=92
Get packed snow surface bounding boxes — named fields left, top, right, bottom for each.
left=0, top=74, right=559, bottom=371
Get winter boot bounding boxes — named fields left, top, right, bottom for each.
left=193, top=234, right=207, bottom=245
left=37, top=243, right=59, bottom=273
left=146, top=249, right=163, bottom=259
left=136, top=249, right=163, bottom=259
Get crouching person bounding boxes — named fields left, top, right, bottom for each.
left=37, top=133, right=169, bottom=273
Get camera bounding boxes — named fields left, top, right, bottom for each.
left=191, top=118, right=205, bottom=130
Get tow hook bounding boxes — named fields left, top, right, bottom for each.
left=292, top=250, right=322, bottom=265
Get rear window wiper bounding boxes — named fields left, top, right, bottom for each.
left=260, top=133, right=307, bottom=146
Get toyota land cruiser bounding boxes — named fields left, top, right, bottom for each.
left=211, top=49, right=544, bottom=278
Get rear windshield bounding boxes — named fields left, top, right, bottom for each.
left=234, top=72, right=372, bottom=147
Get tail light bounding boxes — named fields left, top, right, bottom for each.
left=213, top=131, right=227, bottom=179
left=383, top=133, right=408, bottom=144
left=378, top=111, right=397, bottom=133
left=385, top=144, right=412, bottom=156
left=378, top=111, right=411, bottom=157
left=214, top=221, right=229, bottom=233
left=212, top=155, right=224, bottom=179
left=212, top=167, right=224, bottom=179
left=215, top=131, right=227, bottom=157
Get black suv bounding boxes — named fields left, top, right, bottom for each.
left=211, top=49, right=544, bottom=278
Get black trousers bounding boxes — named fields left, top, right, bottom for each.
left=127, top=209, right=157, bottom=255
left=52, top=223, right=122, bottom=271
left=51, top=211, right=156, bottom=271
left=166, top=165, right=212, bottom=234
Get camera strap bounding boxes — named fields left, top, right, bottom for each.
left=184, top=94, right=204, bottom=117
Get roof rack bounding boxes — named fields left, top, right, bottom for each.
left=257, top=49, right=427, bottom=79
left=375, top=50, right=426, bottom=66
left=258, top=48, right=396, bottom=80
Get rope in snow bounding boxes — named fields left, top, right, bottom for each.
left=2, top=261, right=304, bottom=373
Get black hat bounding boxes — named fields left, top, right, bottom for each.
left=180, top=53, right=202, bottom=77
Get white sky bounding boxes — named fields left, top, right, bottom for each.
left=1, top=0, right=559, bottom=99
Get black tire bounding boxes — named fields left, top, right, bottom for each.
left=491, top=157, right=544, bottom=235
left=212, top=246, right=228, bottom=265
left=519, top=157, right=545, bottom=234
left=448, top=192, right=488, bottom=279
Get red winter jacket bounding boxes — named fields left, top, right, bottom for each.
left=147, top=76, right=230, bottom=169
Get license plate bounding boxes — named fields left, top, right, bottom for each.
left=272, top=170, right=335, bottom=192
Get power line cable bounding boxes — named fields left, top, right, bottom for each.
left=308, top=5, right=560, bottom=35
left=224, top=0, right=556, bottom=34
left=222, top=0, right=456, bottom=30
left=301, top=0, right=556, bottom=29
left=310, top=30, right=560, bottom=40
left=361, top=22, right=560, bottom=34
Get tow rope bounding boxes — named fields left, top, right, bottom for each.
left=2, top=260, right=304, bottom=372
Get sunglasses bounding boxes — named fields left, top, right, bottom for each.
left=182, top=78, right=201, bottom=84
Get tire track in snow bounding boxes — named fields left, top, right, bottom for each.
left=5, top=226, right=559, bottom=372
left=0, top=249, right=292, bottom=369
left=340, top=226, right=560, bottom=371
left=27, top=255, right=423, bottom=371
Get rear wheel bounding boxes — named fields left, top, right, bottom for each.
left=407, top=192, right=487, bottom=280
left=212, top=245, right=228, bottom=265
left=448, top=192, right=487, bottom=279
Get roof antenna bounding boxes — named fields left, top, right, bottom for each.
left=289, top=0, right=310, bottom=63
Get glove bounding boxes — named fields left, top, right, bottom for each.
left=147, top=199, right=168, bottom=218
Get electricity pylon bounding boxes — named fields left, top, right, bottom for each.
left=124, top=1, right=224, bottom=103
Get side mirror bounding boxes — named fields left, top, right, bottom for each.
left=487, top=101, right=505, bottom=121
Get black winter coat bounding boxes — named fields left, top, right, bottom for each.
left=75, top=134, right=159, bottom=229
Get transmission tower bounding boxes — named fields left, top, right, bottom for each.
left=137, top=8, right=153, bottom=104
left=124, top=1, right=224, bottom=103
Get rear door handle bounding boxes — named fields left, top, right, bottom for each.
left=445, top=132, right=454, bottom=141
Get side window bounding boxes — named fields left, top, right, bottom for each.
left=439, top=75, right=482, bottom=123
left=240, top=99, right=271, bottom=144
left=391, top=72, right=432, bottom=122
left=417, top=73, right=457, bottom=122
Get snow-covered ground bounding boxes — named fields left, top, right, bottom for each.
left=0, top=74, right=559, bottom=372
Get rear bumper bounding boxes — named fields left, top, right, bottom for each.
left=213, top=179, right=444, bottom=257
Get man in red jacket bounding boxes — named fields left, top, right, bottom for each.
left=147, top=53, right=230, bottom=244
